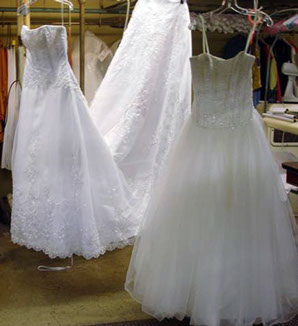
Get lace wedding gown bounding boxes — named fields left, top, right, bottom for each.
left=11, top=25, right=138, bottom=259
left=125, top=23, right=298, bottom=326
left=90, top=0, right=191, bottom=225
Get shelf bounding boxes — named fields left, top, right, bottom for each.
left=263, top=117, right=298, bottom=135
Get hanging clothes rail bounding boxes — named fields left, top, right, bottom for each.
left=1, top=7, right=129, bottom=14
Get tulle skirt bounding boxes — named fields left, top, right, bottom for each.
left=125, top=110, right=298, bottom=326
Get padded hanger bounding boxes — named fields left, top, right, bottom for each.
left=204, top=0, right=273, bottom=27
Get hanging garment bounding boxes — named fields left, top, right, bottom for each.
left=125, top=21, right=298, bottom=326
left=264, top=38, right=292, bottom=98
left=223, top=34, right=246, bottom=59
left=0, top=43, right=8, bottom=143
left=2, top=46, right=21, bottom=170
left=11, top=25, right=138, bottom=259
left=252, top=42, right=262, bottom=108
left=90, top=0, right=191, bottom=226
left=252, top=41, right=262, bottom=91
left=72, top=30, right=113, bottom=104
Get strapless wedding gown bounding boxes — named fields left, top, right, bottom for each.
left=90, top=0, right=191, bottom=226
left=125, top=31, right=298, bottom=326
left=11, top=25, right=138, bottom=259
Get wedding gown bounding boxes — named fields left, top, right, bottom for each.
left=90, top=0, right=191, bottom=225
left=11, top=25, right=138, bottom=259
left=125, top=22, right=298, bottom=326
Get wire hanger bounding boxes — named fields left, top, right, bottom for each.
left=17, top=0, right=74, bottom=16
left=270, top=8, right=298, bottom=18
left=124, top=0, right=131, bottom=31
left=205, top=0, right=273, bottom=27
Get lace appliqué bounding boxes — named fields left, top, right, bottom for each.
left=21, top=26, right=79, bottom=90
left=104, top=3, right=191, bottom=223
left=22, top=61, right=79, bottom=90
left=12, top=148, right=136, bottom=259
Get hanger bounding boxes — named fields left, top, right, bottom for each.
left=17, top=0, right=74, bottom=16
left=205, top=0, right=273, bottom=27
left=206, top=0, right=246, bottom=15
left=270, top=8, right=298, bottom=18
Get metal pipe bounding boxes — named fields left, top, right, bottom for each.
left=0, top=20, right=125, bottom=27
left=0, top=7, right=128, bottom=14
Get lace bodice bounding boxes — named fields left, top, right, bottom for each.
left=190, top=51, right=255, bottom=129
left=21, top=25, right=78, bottom=89
left=190, top=15, right=257, bottom=129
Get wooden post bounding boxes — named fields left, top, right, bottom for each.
left=16, top=0, right=30, bottom=82
left=23, top=0, right=31, bottom=27
left=78, top=0, right=86, bottom=94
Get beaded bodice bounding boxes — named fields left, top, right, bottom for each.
left=21, top=25, right=78, bottom=89
left=190, top=51, right=255, bottom=129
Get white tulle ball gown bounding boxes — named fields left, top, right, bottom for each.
left=125, top=24, right=298, bottom=326
left=11, top=25, right=138, bottom=259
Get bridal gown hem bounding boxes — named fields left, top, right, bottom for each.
left=11, top=25, right=138, bottom=260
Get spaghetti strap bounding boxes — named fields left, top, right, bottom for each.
left=199, top=15, right=210, bottom=54
left=244, top=15, right=258, bottom=54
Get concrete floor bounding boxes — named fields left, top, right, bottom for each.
left=0, top=224, right=149, bottom=326
left=0, top=144, right=12, bottom=197
left=0, top=155, right=148, bottom=326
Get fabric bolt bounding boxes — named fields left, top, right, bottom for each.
left=90, top=0, right=191, bottom=227
left=126, top=21, right=298, bottom=326
left=11, top=25, right=138, bottom=259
